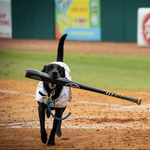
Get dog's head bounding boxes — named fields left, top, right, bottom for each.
left=41, top=62, right=71, bottom=89
left=42, top=63, right=65, bottom=89
left=42, top=63, right=65, bottom=78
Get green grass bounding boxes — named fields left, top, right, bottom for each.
left=0, top=50, right=150, bottom=92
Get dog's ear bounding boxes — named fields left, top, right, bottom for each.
left=60, top=67, right=65, bottom=78
left=41, top=65, right=47, bottom=72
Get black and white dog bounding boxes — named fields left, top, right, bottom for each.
left=35, top=34, right=72, bottom=146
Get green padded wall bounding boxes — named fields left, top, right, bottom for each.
left=101, top=0, right=150, bottom=42
left=11, top=0, right=150, bottom=41
left=12, top=0, right=54, bottom=39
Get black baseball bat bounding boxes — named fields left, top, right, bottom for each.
left=25, top=68, right=142, bottom=105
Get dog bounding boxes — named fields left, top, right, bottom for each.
left=35, top=34, right=72, bottom=146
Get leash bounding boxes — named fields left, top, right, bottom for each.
left=46, top=90, right=71, bottom=121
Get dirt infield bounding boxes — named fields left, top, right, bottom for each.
left=0, top=79, right=150, bottom=149
left=0, top=39, right=150, bottom=149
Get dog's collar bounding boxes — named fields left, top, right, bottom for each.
left=50, top=90, right=55, bottom=100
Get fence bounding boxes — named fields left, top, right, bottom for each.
left=11, top=0, right=150, bottom=42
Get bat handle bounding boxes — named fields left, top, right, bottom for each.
left=121, top=96, right=142, bottom=105
left=106, top=91, right=142, bottom=105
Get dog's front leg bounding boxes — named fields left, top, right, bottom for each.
left=56, top=107, right=66, bottom=137
left=38, top=102, right=47, bottom=144
left=47, top=108, right=62, bottom=146
left=56, top=120, right=62, bottom=137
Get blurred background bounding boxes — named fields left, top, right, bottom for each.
left=0, top=0, right=150, bottom=43
left=0, top=0, right=150, bottom=91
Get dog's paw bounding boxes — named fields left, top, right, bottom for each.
left=46, top=109, right=50, bottom=118
left=56, top=129, right=62, bottom=137
left=47, top=140, right=55, bottom=146
left=41, top=131, right=47, bottom=144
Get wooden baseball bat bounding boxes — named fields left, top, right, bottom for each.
left=25, top=68, right=142, bottom=105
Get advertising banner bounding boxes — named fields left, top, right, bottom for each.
left=137, top=8, right=150, bottom=47
left=55, top=0, right=101, bottom=41
left=0, top=0, right=12, bottom=38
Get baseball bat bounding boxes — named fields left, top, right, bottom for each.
left=25, top=68, right=142, bottom=105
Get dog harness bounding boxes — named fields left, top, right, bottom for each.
left=35, top=81, right=71, bottom=108
left=35, top=62, right=72, bottom=108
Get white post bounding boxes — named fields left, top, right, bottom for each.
left=0, top=0, right=12, bottom=38
left=137, top=8, right=150, bottom=47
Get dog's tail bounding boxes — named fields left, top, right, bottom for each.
left=56, top=34, right=67, bottom=62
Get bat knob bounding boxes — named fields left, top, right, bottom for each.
left=137, top=98, right=142, bottom=105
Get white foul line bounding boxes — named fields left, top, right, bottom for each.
left=1, top=116, right=150, bottom=130
left=0, top=89, right=121, bottom=107
left=1, top=89, right=150, bottom=130
left=0, top=89, right=150, bottom=111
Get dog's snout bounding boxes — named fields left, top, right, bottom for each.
left=52, top=71, right=58, bottom=78
left=47, top=64, right=62, bottom=78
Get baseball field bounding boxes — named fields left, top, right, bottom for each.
left=0, top=39, right=150, bottom=149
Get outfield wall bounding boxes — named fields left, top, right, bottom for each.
left=12, top=0, right=54, bottom=39
left=9, top=0, right=150, bottom=42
